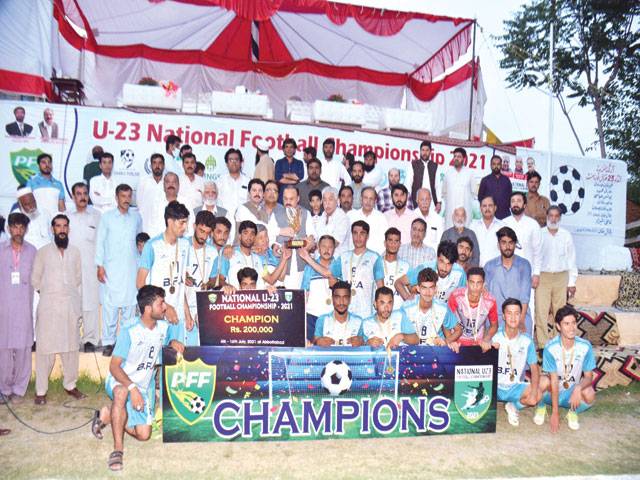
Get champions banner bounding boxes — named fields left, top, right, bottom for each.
left=196, top=289, right=306, bottom=347
left=162, top=345, right=498, bottom=442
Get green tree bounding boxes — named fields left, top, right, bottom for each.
left=496, top=0, right=640, bottom=169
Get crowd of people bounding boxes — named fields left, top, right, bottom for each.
left=0, top=134, right=594, bottom=459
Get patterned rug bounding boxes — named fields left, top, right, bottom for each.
left=593, top=346, right=640, bottom=391
left=575, top=309, right=620, bottom=346
left=630, top=247, right=640, bottom=272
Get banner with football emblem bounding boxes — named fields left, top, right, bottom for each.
left=162, top=345, right=498, bottom=442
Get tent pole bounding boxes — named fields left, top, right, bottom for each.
left=467, top=19, right=477, bottom=141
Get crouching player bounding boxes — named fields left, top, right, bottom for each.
left=91, top=285, right=185, bottom=471
left=401, top=268, right=461, bottom=350
left=361, top=286, right=418, bottom=349
left=314, top=281, right=364, bottom=347
left=535, top=305, right=596, bottom=432
left=492, top=298, right=540, bottom=426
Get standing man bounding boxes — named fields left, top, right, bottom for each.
left=146, top=173, right=194, bottom=238
left=235, top=179, right=268, bottom=229
left=164, top=134, right=182, bottom=174
left=329, top=221, right=384, bottom=320
left=275, top=138, right=305, bottom=204
left=253, top=139, right=275, bottom=183
left=503, top=192, right=542, bottom=289
left=448, top=267, right=498, bottom=350
left=400, top=268, right=460, bottom=347
left=384, top=184, right=415, bottom=243
left=12, top=187, right=51, bottom=249
left=524, top=171, right=551, bottom=227
left=442, top=147, right=475, bottom=228
left=377, top=168, right=413, bottom=212
left=484, top=227, right=533, bottom=334
left=348, top=186, right=388, bottom=255
left=313, top=281, right=364, bottom=347
left=137, top=201, right=195, bottom=345
left=91, top=285, right=185, bottom=472
left=319, top=138, right=350, bottom=187
left=412, top=188, right=444, bottom=251
left=377, top=227, right=409, bottom=310
left=27, top=153, right=66, bottom=216
left=96, top=184, right=142, bottom=357
left=216, top=148, right=249, bottom=217
left=349, top=161, right=366, bottom=210
left=535, top=206, right=578, bottom=349
left=0, top=213, right=36, bottom=403
left=362, top=287, right=418, bottom=348
left=315, top=187, right=350, bottom=256
left=338, top=185, right=354, bottom=213
left=478, top=155, right=512, bottom=220
left=83, top=146, right=104, bottom=192
left=397, top=218, right=436, bottom=269
left=178, top=152, right=204, bottom=210
left=68, top=183, right=101, bottom=352
left=38, top=108, right=59, bottom=139
left=136, top=153, right=165, bottom=234
left=440, top=207, right=480, bottom=268
left=195, top=181, right=228, bottom=218
left=297, top=159, right=329, bottom=211
left=362, top=150, right=384, bottom=190
left=90, top=152, right=117, bottom=214
left=411, top=141, right=442, bottom=212
left=470, top=196, right=504, bottom=267
left=32, top=214, right=84, bottom=404
left=5, top=106, right=32, bottom=136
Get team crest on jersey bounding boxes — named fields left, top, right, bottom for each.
left=284, top=291, right=293, bottom=302
left=165, top=358, right=216, bottom=426
left=454, top=365, right=493, bottom=424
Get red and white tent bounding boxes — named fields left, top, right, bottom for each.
left=0, top=0, right=484, bottom=134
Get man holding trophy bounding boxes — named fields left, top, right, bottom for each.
left=268, top=185, right=315, bottom=289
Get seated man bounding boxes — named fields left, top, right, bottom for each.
left=448, top=267, right=498, bottom=352
left=400, top=268, right=461, bottom=349
left=313, top=281, right=364, bottom=347
left=535, top=305, right=596, bottom=432
left=492, top=298, right=541, bottom=427
left=361, top=286, right=418, bottom=349
left=91, top=285, right=185, bottom=471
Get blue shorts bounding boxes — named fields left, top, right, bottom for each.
left=542, top=385, right=592, bottom=413
left=498, top=382, right=529, bottom=404
left=168, top=318, right=199, bottom=346
left=106, top=376, right=156, bottom=428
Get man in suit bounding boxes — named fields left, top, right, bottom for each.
left=411, top=140, right=441, bottom=213
left=5, top=106, right=33, bottom=137
left=38, top=109, right=59, bottom=139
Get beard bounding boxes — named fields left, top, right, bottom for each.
left=492, top=167, right=501, bottom=175
left=502, top=249, right=514, bottom=258
left=203, top=197, right=216, bottom=207
left=454, top=221, right=465, bottom=229
left=547, top=221, right=559, bottom=230
left=364, top=163, right=375, bottom=173
left=54, top=233, right=69, bottom=249
left=510, top=205, right=524, bottom=216
left=393, top=199, right=407, bottom=210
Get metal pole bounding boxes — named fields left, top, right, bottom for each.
left=548, top=17, right=554, bottom=175
left=467, top=19, right=477, bottom=141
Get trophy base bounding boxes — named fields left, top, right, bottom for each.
left=286, top=239, right=307, bottom=249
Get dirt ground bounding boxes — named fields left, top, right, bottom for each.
left=1, top=377, right=639, bottom=480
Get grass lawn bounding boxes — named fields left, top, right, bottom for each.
left=1, top=376, right=639, bottom=479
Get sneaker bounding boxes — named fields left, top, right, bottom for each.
left=505, top=402, right=519, bottom=426
left=533, top=405, right=546, bottom=425
left=566, top=410, right=580, bottom=430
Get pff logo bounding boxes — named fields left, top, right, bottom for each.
left=165, top=358, right=216, bottom=426
left=10, top=148, right=43, bottom=185
left=454, top=365, right=493, bottom=424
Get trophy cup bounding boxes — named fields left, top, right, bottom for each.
left=285, top=206, right=307, bottom=249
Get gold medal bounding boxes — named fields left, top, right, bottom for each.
left=563, top=381, right=570, bottom=389
left=509, top=373, right=515, bottom=382
left=351, top=288, right=356, bottom=296
left=169, top=285, right=175, bottom=294
left=326, top=298, right=331, bottom=305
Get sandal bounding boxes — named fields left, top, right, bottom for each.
left=91, top=410, right=106, bottom=440
left=108, top=450, right=123, bottom=471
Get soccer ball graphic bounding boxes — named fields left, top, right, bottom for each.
left=320, top=360, right=353, bottom=396
left=120, top=149, right=135, bottom=169
left=189, top=395, right=206, bottom=414
left=549, top=165, right=585, bottom=215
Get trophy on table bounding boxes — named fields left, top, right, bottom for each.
left=285, top=206, right=307, bottom=249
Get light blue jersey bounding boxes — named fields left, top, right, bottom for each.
left=405, top=261, right=466, bottom=302
left=330, top=249, right=384, bottom=318
left=401, top=298, right=457, bottom=345
left=543, top=336, right=595, bottom=393
left=493, top=328, right=537, bottom=389
left=215, top=247, right=267, bottom=288
left=375, top=256, right=410, bottom=310
left=361, top=310, right=415, bottom=345
left=314, top=312, right=363, bottom=346
left=301, top=255, right=334, bottom=317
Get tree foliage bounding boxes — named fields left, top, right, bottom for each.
left=496, top=0, right=640, bottom=183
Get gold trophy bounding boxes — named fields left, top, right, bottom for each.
left=285, top=207, right=307, bottom=249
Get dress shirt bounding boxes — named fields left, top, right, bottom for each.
left=525, top=194, right=551, bottom=227
left=347, top=208, right=388, bottom=255
left=89, top=174, right=117, bottom=214
left=178, top=173, right=205, bottom=210
left=470, top=217, right=504, bottom=267
left=320, top=157, right=350, bottom=187
left=136, top=175, right=165, bottom=234
left=477, top=173, right=512, bottom=220
left=384, top=208, right=415, bottom=245
left=216, top=172, right=249, bottom=217
left=315, top=208, right=351, bottom=256
left=363, top=165, right=384, bottom=190
left=442, top=167, right=475, bottom=228
left=440, top=226, right=480, bottom=267
left=502, top=215, right=543, bottom=275
left=540, top=227, right=578, bottom=286
left=398, top=243, right=436, bottom=269
left=275, top=157, right=305, bottom=203
left=484, top=255, right=532, bottom=332
left=413, top=208, right=444, bottom=251
left=298, top=179, right=330, bottom=211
